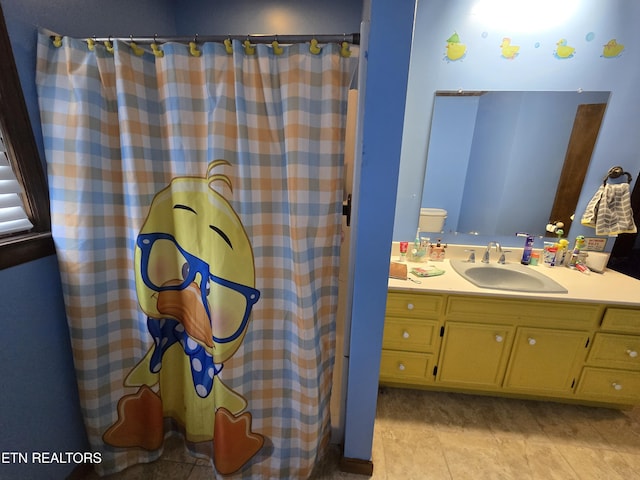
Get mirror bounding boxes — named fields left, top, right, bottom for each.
left=420, top=90, right=610, bottom=237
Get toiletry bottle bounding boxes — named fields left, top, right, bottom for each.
left=517, top=233, right=534, bottom=265
left=411, top=227, right=422, bottom=261
left=529, top=251, right=540, bottom=266
left=429, top=239, right=446, bottom=261
left=568, top=235, right=585, bottom=268
left=420, top=237, right=431, bottom=255
left=555, top=239, right=569, bottom=266
left=399, top=241, right=408, bottom=262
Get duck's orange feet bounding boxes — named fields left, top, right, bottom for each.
left=213, top=407, right=264, bottom=475
left=103, top=385, right=164, bottom=451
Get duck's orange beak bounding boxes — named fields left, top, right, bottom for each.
left=157, top=281, right=213, bottom=348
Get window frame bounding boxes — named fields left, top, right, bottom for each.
left=0, top=3, right=55, bottom=270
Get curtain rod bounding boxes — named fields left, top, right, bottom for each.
left=75, top=33, right=360, bottom=46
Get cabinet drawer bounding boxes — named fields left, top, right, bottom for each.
left=446, top=296, right=600, bottom=329
left=601, top=309, right=640, bottom=334
left=587, top=333, right=640, bottom=370
left=576, top=367, right=640, bottom=402
left=380, top=350, right=434, bottom=383
left=386, top=292, right=443, bottom=319
left=382, top=318, right=439, bottom=353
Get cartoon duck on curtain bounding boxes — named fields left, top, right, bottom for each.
left=103, top=160, right=264, bottom=475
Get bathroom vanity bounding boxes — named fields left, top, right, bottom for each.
left=381, top=247, right=640, bottom=408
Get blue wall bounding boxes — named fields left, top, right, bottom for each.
left=343, top=0, right=414, bottom=463
left=395, top=0, right=640, bottom=248
left=0, top=257, right=88, bottom=480
left=177, top=0, right=363, bottom=36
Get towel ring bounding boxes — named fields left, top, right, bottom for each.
left=603, top=166, right=632, bottom=185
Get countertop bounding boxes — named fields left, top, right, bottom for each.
left=388, top=245, right=640, bottom=307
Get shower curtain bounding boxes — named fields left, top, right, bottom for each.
left=36, top=31, right=356, bottom=478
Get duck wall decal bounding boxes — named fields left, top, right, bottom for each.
left=554, top=38, right=575, bottom=59
left=500, top=37, right=520, bottom=60
left=445, top=32, right=467, bottom=61
left=603, top=39, right=624, bottom=58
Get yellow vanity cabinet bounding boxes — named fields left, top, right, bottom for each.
left=576, top=308, right=640, bottom=404
left=379, top=289, right=640, bottom=407
left=380, top=291, right=618, bottom=404
left=379, top=292, right=444, bottom=386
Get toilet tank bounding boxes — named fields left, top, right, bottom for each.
left=419, top=208, right=447, bottom=232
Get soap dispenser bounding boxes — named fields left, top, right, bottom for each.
left=517, top=233, right=534, bottom=265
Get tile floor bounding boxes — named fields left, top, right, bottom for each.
left=79, top=387, right=640, bottom=479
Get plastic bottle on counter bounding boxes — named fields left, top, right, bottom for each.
left=568, top=235, right=585, bottom=268
left=399, top=241, right=408, bottom=262
left=517, top=233, right=534, bottom=265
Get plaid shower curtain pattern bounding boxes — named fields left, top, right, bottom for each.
left=36, top=31, right=356, bottom=478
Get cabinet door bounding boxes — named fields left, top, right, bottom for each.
left=503, top=327, right=589, bottom=393
left=436, top=322, right=514, bottom=388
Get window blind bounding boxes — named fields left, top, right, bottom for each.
left=0, top=132, right=33, bottom=235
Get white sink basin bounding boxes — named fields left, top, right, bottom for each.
left=450, top=260, right=568, bottom=294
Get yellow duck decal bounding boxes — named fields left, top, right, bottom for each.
left=103, top=160, right=264, bottom=475
left=603, top=39, right=624, bottom=58
left=500, top=37, right=520, bottom=60
left=554, top=38, right=575, bottom=59
left=445, top=32, right=467, bottom=62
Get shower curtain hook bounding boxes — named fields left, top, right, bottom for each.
left=310, top=37, right=321, bottom=55
left=189, top=34, right=201, bottom=57
left=272, top=34, right=284, bottom=55
left=151, top=34, right=164, bottom=58
left=105, top=35, right=114, bottom=54
left=340, top=33, right=351, bottom=58
left=243, top=35, right=255, bottom=55
left=129, top=35, right=145, bottom=56
left=224, top=36, right=233, bottom=55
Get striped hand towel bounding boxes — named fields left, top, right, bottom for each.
left=581, top=183, right=637, bottom=235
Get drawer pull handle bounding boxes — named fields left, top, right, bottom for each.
left=528, top=337, right=537, bottom=346
left=626, top=350, right=638, bottom=358
left=398, top=363, right=406, bottom=371
left=402, top=331, right=410, bottom=339
left=406, top=303, right=414, bottom=310
left=612, top=382, right=623, bottom=391
left=495, top=335, right=503, bottom=343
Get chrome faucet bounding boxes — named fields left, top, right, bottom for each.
left=498, top=250, right=511, bottom=264
left=482, top=241, right=502, bottom=263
